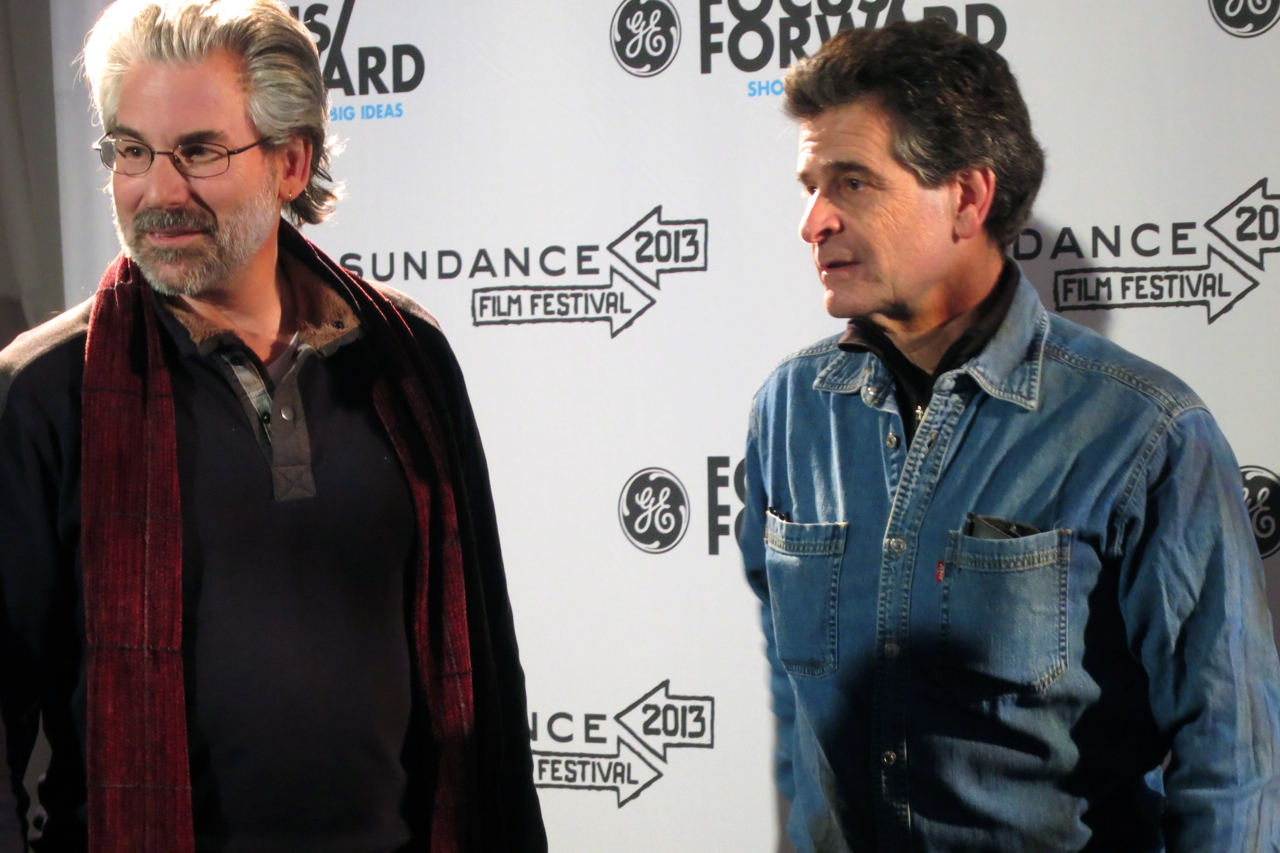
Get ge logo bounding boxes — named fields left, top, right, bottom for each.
left=611, top=0, right=681, bottom=77
left=619, top=468, right=690, bottom=553
left=1210, top=0, right=1279, bottom=37
left=1242, top=466, right=1280, bottom=558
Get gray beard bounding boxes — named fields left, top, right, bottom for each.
left=113, top=175, right=281, bottom=298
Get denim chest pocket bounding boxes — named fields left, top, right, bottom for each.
left=940, top=528, right=1070, bottom=692
left=764, top=514, right=848, bottom=677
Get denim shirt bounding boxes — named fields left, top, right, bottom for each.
left=740, top=274, right=1280, bottom=853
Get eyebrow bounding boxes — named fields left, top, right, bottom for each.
left=108, top=126, right=230, bottom=146
left=109, top=125, right=148, bottom=142
left=798, top=159, right=876, bottom=184
left=175, top=129, right=230, bottom=145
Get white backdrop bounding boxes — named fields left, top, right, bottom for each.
left=49, top=1, right=1280, bottom=850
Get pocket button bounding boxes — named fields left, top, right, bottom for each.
left=885, top=536, right=906, bottom=556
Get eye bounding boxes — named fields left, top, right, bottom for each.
left=117, top=142, right=149, bottom=160
left=179, top=143, right=220, bottom=163
left=845, top=177, right=865, bottom=191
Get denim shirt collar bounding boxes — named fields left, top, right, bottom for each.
left=813, top=270, right=1048, bottom=411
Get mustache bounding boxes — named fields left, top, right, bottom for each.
left=132, top=207, right=216, bottom=236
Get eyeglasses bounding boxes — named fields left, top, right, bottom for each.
left=93, top=133, right=270, bottom=177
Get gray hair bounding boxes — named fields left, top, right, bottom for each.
left=82, top=0, right=340, bottom=225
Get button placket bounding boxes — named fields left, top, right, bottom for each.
left=267, top=349, right=317, bottom=501
left=871, top=390, right=967, bottom=834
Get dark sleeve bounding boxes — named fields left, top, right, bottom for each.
left=0, top=714, right=23, bottom=853
left=458, top=379, right=546, bottom=852
left=413, top=321, right=545, bottom=852
left=0, top=333, right=86, bottom=852
left=0, top=370, right=64, bottom=848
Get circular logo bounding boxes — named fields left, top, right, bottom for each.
left=611, top=0, right=681, bottom=77
left=619, top=468, right=690, bottom=553
left=1242, top=466, right=1280, bottom=558
left=1210, top=0, right=1280, bottom=37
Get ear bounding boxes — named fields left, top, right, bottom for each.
left=951, top=167, right=997, bottom=243
left=273, top=134, right=313, bottom=204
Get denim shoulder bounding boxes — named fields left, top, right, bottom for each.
left=1040, top=313, right=1205, bottom=421
left=760, top=333, right=846, bottom=387
left=749, top=333, right=850, bottom=417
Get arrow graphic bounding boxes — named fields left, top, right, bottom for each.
left=1053, top=245, right=1259, bottom=324
left=608, top=206, right=709, bottom=289
left=470, top=267, right=655, bottom=337
left=1205, top=178, right=1280, bottom=271
left=615, top=680, right=715, bottom=762
left=531, top=738, right=663, bottom=807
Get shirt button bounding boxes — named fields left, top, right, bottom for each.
left=882, top=750, right=897, bottom=766
left=884, top=642, right=900, bottom=659
left=885, top=433, right=899, bottom=449
left=886, top=536, right=906, bottom=556
left=280, top=405, right=295, bottom=422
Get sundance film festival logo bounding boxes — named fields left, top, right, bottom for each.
left=619, top=468, right=690, bottom=553
left=530, top=681, right=715, bottom=807
left=1026, top=177, right=1280, bottom=324
left=340, top=204, right=709, bottom=338
left=1242, top=466, right=1280, bottom=558
left=1210, top=0, right=1279, bottom=37
left=612, top=0, right=681, bottom=76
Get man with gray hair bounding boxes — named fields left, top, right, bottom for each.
left=0, top=2, right=545, bottom=851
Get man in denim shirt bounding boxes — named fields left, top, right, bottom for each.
left=740, top=21, right=1280, bottom=853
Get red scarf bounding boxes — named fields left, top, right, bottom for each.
left=81, top=236, right=482, bottom=851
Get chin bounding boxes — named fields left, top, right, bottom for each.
left=823, top=295, right=858, bottom=320
left=136, top=254, right=229, bottom=298
left=821, top=282, right=866, bottom=318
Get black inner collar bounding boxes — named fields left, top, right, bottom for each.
left=837, top=258, right=1020, bottom=446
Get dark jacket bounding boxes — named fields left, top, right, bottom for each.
left=0, top=228, right=545, bottom=852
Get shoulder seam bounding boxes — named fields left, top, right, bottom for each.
left=772, top=335, right=842, bottom=371
left=1041, top=341, right=1204, bottom=418
left=373, top=282, right=441, bottom=332
left=0, top=298, right=94, bottom=419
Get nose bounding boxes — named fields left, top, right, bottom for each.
left=799, top=191, right=842, bottom=244
left=138, top=153, right=194, bottom=208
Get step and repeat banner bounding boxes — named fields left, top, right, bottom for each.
left=49, top=1, right=1280, bottom=850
